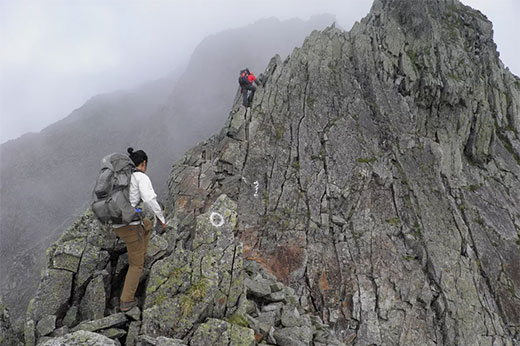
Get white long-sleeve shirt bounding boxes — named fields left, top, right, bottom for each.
left=113, top=171, right=165, bottom=228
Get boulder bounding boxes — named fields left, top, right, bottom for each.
left=141, top=195, right=243, bottom=339
left=75, top=244, right=110, bottom=291
left=62, top=306, right=78, bottom=329
left=280, top=305, right=301, bottom=328
left=71, top=313, right=128, bottom=332
left=190, top=318, right=255, bottom=346
left=273, top=326, right=313, bottom=346
left=125, top=321, right=140, bottom=346
left=38, top=330, right=119, bottom=346
left=79, top=273, right=106, bottom=321
left=27, top=269, right=73, bottom=322
left=147, top=233, right=169, bottom=258
left=23, top=319, right=35, bottom=346
left=136, top=335, right=185, bottom=346
left=244, top=274, right=272, bottom=298
left=36, top=315, right=56, bottom=337
left=124, top=306, right=141, bottom=322
left=99, top=328, right=126, bottom=339
left=51, top=238, right=86, bottom=272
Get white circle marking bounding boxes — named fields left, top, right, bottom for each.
left=210, top=212, right=225, bottom=227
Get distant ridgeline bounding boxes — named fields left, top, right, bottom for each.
left=2, top=0, right=519, bottom=345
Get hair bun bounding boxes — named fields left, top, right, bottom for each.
left=127, top=147, right=134, bottom=155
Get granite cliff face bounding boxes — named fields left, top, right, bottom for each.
left=5, top=0, right=519, bottom=345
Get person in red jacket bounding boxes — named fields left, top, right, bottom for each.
left=238, top=68, right=261, bottom=107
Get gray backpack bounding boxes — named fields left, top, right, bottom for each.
left=91, top=152, right=140, bottom=225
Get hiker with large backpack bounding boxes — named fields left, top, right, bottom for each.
left=91, top=147, right=165, bottom=312
left=238, top=68, right=261, bottom=107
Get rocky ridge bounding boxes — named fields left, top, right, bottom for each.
left=3, top=0, right=520, bottom=345
left=0, top=15, right=335, bottom=320
left=4, top=195, right=344, bottom=346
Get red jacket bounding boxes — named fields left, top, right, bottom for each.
left=247, top=73, right=256, bottom=84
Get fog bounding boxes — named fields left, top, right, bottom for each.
left=0, top=0, right=518, bottom=144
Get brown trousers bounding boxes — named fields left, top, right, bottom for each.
left=113, top=218, right=152, bottom=303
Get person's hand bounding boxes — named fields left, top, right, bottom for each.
left=158, top=219, right=166, bottom=230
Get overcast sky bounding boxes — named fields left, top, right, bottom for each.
left=0, top=0, right=518, bottom=144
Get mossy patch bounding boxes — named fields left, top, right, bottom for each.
left=474, top=217, right=485, bottom=226
left=465, top=185, right=480, bottom=192
left=275, top=126, right=285, bottom=140
left=411, top=223, right=422, bottom=237
left=447, top=73, right=459, bottom=81
left=320, top=146, right=327, bottom=157
left=504, top=125, right=517, bottom=133
left=357, top=157, right=377, bottom=164
left=180, top=278, right=210, bottom=317
left=227, top=312, right=249, bottom=328
left=403, top=255, right=418, bottom=262
left=385, top=218, right=401, bottom=226
left=152, top=293, right=168, bottom=306
left=406, top=49, right=417, bottom=66
left=306, top=96, right=316, bottom=110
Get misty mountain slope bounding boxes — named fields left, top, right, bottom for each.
left=1, top=85, right=172, bottom=255
left=0, top=15, right=337, bottom=319
left=8, top=0, right=519, bottom=345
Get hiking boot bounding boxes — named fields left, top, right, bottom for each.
left=120, top=299, right=137, bottom=312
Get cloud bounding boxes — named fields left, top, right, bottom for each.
left=0, top=0, right=518, bottom=143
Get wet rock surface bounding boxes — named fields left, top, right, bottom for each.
left=4, top=0, right=520, bottom=345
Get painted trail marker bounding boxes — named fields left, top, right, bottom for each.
left=210, top=212, right=225, bottom=227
